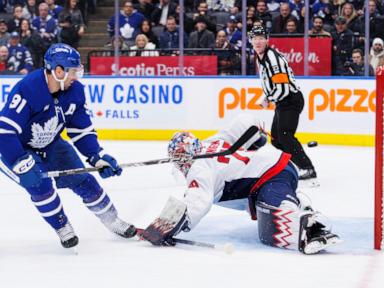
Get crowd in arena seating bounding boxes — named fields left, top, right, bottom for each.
left=1, top=0, right=384, bottom=76
left=0, top=0, right=89, bottom=74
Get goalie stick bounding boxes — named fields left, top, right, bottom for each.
left=135, top=228, right=234, bottom=254
left=42, top=125, right=259, bottom=178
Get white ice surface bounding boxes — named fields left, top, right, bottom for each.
left=0, top=141, right=383, bottom=288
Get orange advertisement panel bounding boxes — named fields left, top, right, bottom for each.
left=268, top=37, right=332, bottom=76
left=90, top=56, right=218, bottom=76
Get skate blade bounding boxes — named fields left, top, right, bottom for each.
left=299, top=178, right=320, bottom=188
left=303, top=237, right=342, bottom=255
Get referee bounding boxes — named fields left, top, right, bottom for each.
left=249, top=25, right=317, bottom=181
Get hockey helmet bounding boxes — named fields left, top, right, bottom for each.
left=168, top=131, right=202, bottom=175
left=248, top=25, right=268, bottom=40
left=44, top=43, right=83, bottom=90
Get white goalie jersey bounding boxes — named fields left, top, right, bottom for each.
left=180, top=115, right=292, bottom=229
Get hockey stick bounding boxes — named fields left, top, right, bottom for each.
left=171, top=238, right=235, bottom=254
left=42, top=126, right=259, bottom=178
left=135, top=228, right=234, bottom=254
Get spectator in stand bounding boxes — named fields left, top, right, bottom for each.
left=138, top=19, right=159, bottom=48
left=353, top=0, right=366, bottom=13
left=223, top=15, right=242, bottom=49
left=174, top=4, right=195, bottom=34
left=22, top=0, right=39, bottom=20
left=234, top=0, right=257, bottom=10
left=188, top=16, right=215, bottom=51
left=0, top=19, right=10, bottom=46
left=207, top=0, right=235, bottom=12
left=7, top=4, right=24, bottom=33
left=340, top=2, right=363, bottom=34
left=45, top=0, right=64, bottom=19
left=370, top=37, right=384, bottom=71
left=285, top=17, right=299, bottom=34
left=32, top=2, right=58, bottom=51
left=58, top=0, right=85, bottom=49
left=19, top=18, right=45, bottom=68
left=129, top=33, right=159, bottom=56
left=6, top=31, right=34, bottom=74
left=103, top=35, right=129, bottom=55
left=271, top=3, right=296, bottom=34
left=191, top=1, right=216, bottom=33
left=330, top=0, right=346, bottom=15
left=289, top=0, right=304, bottom=22
left=359, top=0, right=384, bottom=42
left=312, top=0, right=334, bottom=28
left=246, top=5, right=256, bottom=21
left=151, top=0, right=177, bottom=26
left=108, top=0, right=144, bottom=46
left=215, top=29, right=237, bottom=75
left=265, top=0, right=285, bottom=12
left=344, top=48, right=374, bottom=76
left=246, top=16, right=255, bottom=32
left=308, top=15, right=331, bottom=37
left=255, top=0, right=272, bottom=33
left=331, top=16, right=354, bottom=75
left=159, top=16, right=188, bottom=53
left=0, top=45, right=13, bottom=73
left=134, top=0, right=155, bottom=20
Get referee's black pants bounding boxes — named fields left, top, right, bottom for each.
left=270, top=91, right=314, bottom=170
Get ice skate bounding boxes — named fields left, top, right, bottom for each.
left=103, top=218, right=137, bottom=238
left=299, top=169, right=319, bottom=187
left=56, top=222, right=79, bottom=249
left=299, top=216, right=341, bottom=255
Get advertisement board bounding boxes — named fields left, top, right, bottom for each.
left=90, top=56, right=218, bottom=76
left=268, top=37, right=332, bottom=76
left=0, top=76, right=375, bottom=145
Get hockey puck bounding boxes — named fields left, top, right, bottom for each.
left=307, top=141, right=318, bottom=148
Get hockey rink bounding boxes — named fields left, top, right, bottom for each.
left=0, top=140, right=383, bottom=288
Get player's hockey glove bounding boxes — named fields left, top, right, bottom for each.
left=12, top=153, right=43, bottom=188
left=142, top=197, right=190, bottom=246
left=87, top=150, right=122, bottom=178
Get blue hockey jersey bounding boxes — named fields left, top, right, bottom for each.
left=49, top=5, right=64, bottom=19
left=107, top=11, right=144, bottom=41
left=32, top=15, right=58, bottom=42
left=0, top=69, right=100, bottom=166
left=7, top=43, right=34, bottom=73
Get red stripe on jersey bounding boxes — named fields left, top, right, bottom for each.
left=250, top=152, right=291, bottom=193
left=248, top=152, right=292, bottom=220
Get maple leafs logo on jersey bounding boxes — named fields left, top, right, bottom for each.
left=28, top=116, right=64, bottom=149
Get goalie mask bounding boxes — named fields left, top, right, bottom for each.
left=168, top=131, right=202, bottom=176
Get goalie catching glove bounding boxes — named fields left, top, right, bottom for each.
left=141, top=197, right=191, bottom=246
left=87, top=149, right=122, bottom=178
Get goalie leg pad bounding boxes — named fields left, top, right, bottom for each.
left=256, top=201, right=308, bottom=251
left=256, top=201, right=341, bottom=254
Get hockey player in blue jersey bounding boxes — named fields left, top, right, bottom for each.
left=0, top=43, right=136, bottom=249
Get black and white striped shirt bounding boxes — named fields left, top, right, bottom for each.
left=256, top=47, right=300, bottom=103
